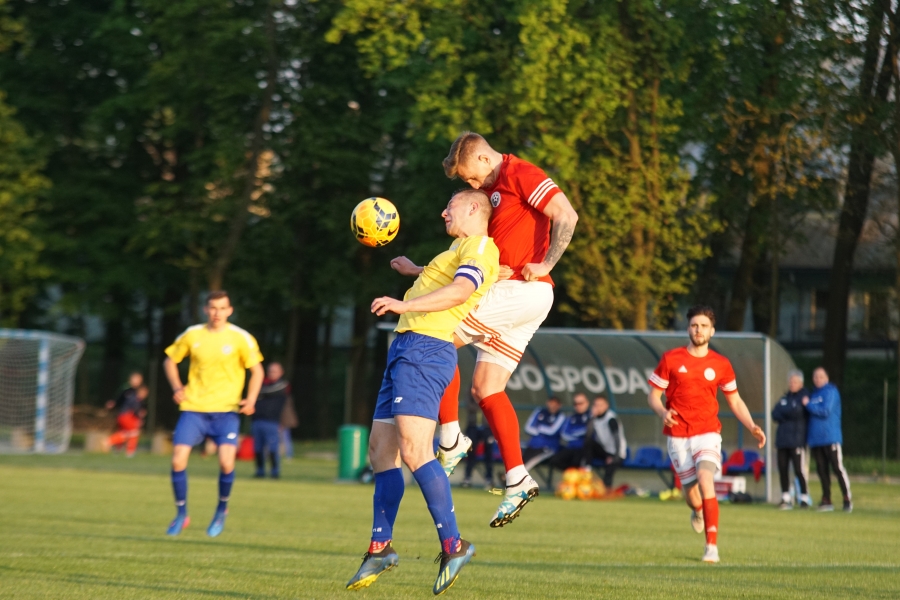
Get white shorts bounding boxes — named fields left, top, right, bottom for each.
left=667, top=433, right=722, bottom=486
left=454, top=280, right=554, bottom=372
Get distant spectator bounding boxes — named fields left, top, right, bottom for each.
left=104, top=382, right=148, bottom=457
left=772, top=369, right=811, bottom=509
left=523, top=397, right=566, bottom=471
left=279, top=382, right=298, bottom=459
left=253, top=362, right=290, bottom=479
left=583, top=396, right=627, bottom=488
left=551, top=393, right=592, bottom=471
left=105, top=371, right=144, bottom=413
left=804, top=367, right=852, bottom=512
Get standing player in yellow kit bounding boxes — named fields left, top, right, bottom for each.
left=162, top=291, right=264, bottom=537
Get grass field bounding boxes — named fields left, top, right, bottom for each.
left=1, top=452, right=899, bottom=599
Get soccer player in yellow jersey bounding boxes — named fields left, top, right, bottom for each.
left=162, top=291, right=264, bottom=537
left=346, top=189, right=499, bottom=596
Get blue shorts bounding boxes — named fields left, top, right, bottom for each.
left=373, top=332, right=457, bottom=422
left=173, top=411, right=240, bottom=447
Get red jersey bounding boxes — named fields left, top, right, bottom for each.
left=482, top=154, right=561, bottom=285
left=648, top=347, right=738, bottom=437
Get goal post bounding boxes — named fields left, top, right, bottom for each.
left=0, top=329, right=85, bottom=454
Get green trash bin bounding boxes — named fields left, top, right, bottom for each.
left=338, top=425, right=369, bottom=480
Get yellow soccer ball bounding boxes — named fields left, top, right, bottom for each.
left=556, top=481, right=577, bottom=501
left=351, top=197, right=400, bottom=247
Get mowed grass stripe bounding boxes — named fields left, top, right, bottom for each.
left=0, top=457, right=898, bottom=599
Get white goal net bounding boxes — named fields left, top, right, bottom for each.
left=0, top=329, right=85, bottom=453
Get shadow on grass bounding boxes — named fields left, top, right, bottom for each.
left=46, top=529, right=353, bottom=558
left=0, top=564, right=274, bottom=598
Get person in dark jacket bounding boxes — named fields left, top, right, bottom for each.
left=804, top=367, right=852, bottom=512
left=771, top=369, right=811, bottom=509
left=550, top=393, right=592, bottom=471
left=253, top=362, right=290, bottom=478
left=523, top=397, right=566, bottom=470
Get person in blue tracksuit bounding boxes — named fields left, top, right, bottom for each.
left=771, top=369, right=811, bottom=509
left=804, top=367, right=851, bottom=512
left=522, top=397, right=566, bottom=470
left=550, top=393, right=592, bottom=471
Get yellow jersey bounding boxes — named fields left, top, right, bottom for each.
left=164, top=323, right=264, bottom=413
left=397, top=235, right=499, bottom=342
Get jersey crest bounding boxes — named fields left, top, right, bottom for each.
left=490, top=191, right=501, bottom=207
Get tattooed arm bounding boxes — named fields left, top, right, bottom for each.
left=521, top=192, right=578, bottom=281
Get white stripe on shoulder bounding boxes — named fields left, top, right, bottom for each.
left=531, top=179, right=558, bottom=206
left=528, top=179, right=555, bottom=206
left=174, top=323, right=206, bottom=342
left=227, top=324, right=258, bottom=348
left=721, top=380, right=738, bottom=392
left=649, top=373, right=669, bottom=389
left=477, top=236, right=488, bottom=254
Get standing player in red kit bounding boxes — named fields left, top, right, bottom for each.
left=391, top=132, right=578, bottom=527
left=647, top=305, right=766, bottom=563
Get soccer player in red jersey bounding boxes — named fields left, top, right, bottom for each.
left=391, top=132, right=578, bottom=527
left=647, top=305, right=766, bottom=563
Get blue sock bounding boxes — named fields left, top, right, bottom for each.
left=372, top=468, right=405, bottom=543
left=171, top=469, right=187, bottom=516
left=218, top=470, right=235, bottom=512
left=412, top=460, right=460, bottom=553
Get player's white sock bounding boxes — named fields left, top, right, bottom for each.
left=506, top=465, right=528, bottom=486
left=439, top=421, right=462, bottom=448
left=781, top=492, right=791, bottom=504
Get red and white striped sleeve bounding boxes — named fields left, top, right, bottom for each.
left=514, top=160, right=562, bottom=212
left=719, top=359, right=738, bottom=393
left=649, top=354, right=669, bottom=390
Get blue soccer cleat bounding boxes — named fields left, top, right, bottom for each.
left=436, top=434, right=473, bottom=477
left=346, top=543, right=399, bottom=590
left=166, top=514, right=190, bottom=536
left=433, top=538, right=475, bottom=596
left=207, top=509, right=228, bottom=537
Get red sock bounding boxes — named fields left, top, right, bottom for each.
left=702, top=497, right=719, bottom=545
left=438, top=367, right=460, bottom=425
left=108, top=432, right=126, bottom=446
left=479, top=391, right=523, bottom=472
left=368, top=539, right=390, bottom=553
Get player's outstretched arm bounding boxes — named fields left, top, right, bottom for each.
left=239, top=363, right=265, bottom=415
left=371, top=276, right=477, bottom=316
left=390, top=256, right=424, bottom=277
left=163, top=357, right=186, bottom=404
left=647, top=387, right=679, bottom=428
left=521, top=192, right=578, bottom=281
left=724, top=392, right=766, bottom=448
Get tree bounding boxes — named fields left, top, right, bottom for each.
left=0, top=94, right=50, bottom=325
left=824, top=2, right=899, bottom=385
left=330, top=0, right=715, bottom=330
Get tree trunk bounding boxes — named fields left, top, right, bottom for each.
left=319, top=305, right=335, bottom=439
left=823, top=2, right=894, bottom=386
left=100, top=312, right=125, bottom=404
left=726, top=200, right=768, bottom=330
left=348, top=302, right=374, bottom=425
left=207, top=6, right=277, bottom=291
left=158, top=286, right=184, bottom=429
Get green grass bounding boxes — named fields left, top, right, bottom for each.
left=1, top=453, right=899, bottom=599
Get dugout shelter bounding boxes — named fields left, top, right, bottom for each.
left=380, top=324, right=795, bottom=503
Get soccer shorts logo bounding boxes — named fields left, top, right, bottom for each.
left=704, top=368, right=716, bottom=381
left=394, top=397, right=403, bottom=403
left=490, top=192, right=501, bottom=207
left=227, top=432, right=237, bottom=439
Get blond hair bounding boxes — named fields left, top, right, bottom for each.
left=443, top=131, right=487, bottom=178
left=451, top=188, right=493, bottom=222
